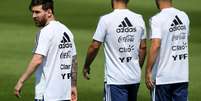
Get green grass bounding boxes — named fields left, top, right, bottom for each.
left=0, top=0, right=200, bottom=101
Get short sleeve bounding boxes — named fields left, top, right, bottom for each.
left=149, top=17, right=162, bottom=39
left=71, top=38, right=77, bottom=56
left=186, top=14, right=190, bottom=36
left=140, top=17, right=147, bottom=40
left=34, top=29, right=52, bottom=56
left=93, top=17, right=107, bottom=42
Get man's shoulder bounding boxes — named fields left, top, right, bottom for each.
left=41, top=21, right=69, bottom=33
left=41, top=21, right=57, bottom=32
left=149, top=10, right=169, bottom=24
left=151, top=11, right=164, bottom=19
left=128, top=10, right=143, bottom=17
left=172, top=8, right=188, bottom=14
left=100, top=10, right=143, bottom=22
left=40, top=21, right=72, bottom=37
left=99, top=12, right=113, bottom=21
left=178, top=10, right=189, bottom=19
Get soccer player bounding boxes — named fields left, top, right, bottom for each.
left=14, top=0, right=77, bottom=101
left=83, top=0, right=146, bottom=101
left=145, top=0, right=190, bottom=101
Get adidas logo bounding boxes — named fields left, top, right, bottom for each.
left=116, top=17, right=136, bottom=33
left=169, top=15, right=186, bottom=32
left=61, top=32, right=71, bottom=43
left=59, top=32, right=72, bottom=49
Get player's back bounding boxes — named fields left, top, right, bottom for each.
left=150, top=8, right=190, bottom=85
left=34, top=21, right=76, bottom=100
left=96, top=9, right=146, bottom=85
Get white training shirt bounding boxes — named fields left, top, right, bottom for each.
left=149, top=8, right=190, bottom=85
left=33, top=21, right=76, bottom=100
left=93, top=9, right=146, bottom=85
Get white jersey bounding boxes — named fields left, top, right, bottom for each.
left=33, top=21, right=76, bottom=100
left=149, top=8, right=190, bottom=85
left=93, top=9, right=146, bottom=85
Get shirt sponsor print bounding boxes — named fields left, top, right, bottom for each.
left=58, top=32, right=73, bottom=80
left=118, top=35, right=135, bottom=43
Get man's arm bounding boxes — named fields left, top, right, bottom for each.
left=14, top=54, right=43, bottom=98
left=71, top=55, right=78, bottom=101
left=139, top=39, right=147, bottom=68
left=83, top=40, right=102, bottom=80
left=145, top=38, right=160, bottom=90
left=71, top=55, right=78, bottom=87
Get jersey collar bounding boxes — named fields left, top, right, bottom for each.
left=48, top=20, right=57, bottom=25
left=161, top=7, right=175, bottom=11
left=114, top=9, right=129, bottom=12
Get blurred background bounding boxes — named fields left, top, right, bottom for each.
left=0, top=0, right=200, bottom=100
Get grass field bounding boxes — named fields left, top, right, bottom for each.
left=0, top=0, right=201, bottom=101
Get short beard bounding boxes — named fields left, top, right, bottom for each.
left=34, top=17, right=47, bottom=27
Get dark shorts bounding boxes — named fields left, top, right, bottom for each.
left=152, top=82, right=188, bottom=101
left=104, top=83, right=140, bottom=101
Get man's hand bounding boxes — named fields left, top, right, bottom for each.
left=145, top=72, right=154, bottom=90
left=14, top=81, right=24, bottom=98
left=13, top=54, right=43, bottom=98
left=83, top=40, right=102, bottom=80
left=145, top=39, right=160, bottom=90
left=71, top=86, right=77, bottom=101
left=83, top=67, right=90, bottom=80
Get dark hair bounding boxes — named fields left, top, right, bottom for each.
left=29, top=0, right=54, bottom=14
left=123, top=0, right=129, bottom=4
left=113, top=0, right=129, bottom=4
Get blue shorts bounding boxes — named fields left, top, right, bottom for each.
left=152, top=82, right=188, bottom=101
left=104, top=83, right=140, bottom=101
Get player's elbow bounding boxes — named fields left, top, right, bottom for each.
left=151, top=45, right=160, bottom=52
left=140, top=45, right=147, bottom=51
left=32, top=54, right=43, bottom=65
left=140, top=39, right=147, bottom=50
left=34, top=59, right=43, bottom=65
left=89, top=41, right=101, bottom=50
left=140, top=44, right=147, bottom=55
left=151, top=39, right=161, bottom=51
left=90, top=44, right=100, bottom=50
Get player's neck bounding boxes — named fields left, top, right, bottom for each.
left=159, top=2, right=173, bottom=10
left=113, top=2, right=127, bottom=9
left=46, top=16, right=55, bottom=25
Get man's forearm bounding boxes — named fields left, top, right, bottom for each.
left=18, top=54, right=43, bottom=83
left=139, top=48, right=146, bottom=68
left=71, top=55, right=78, bottom=87
left=146, top=51, right=156, bottom=74
left=139, top=39, right=147, bottom=68
left=84, top=41, right=101, bottom=68
left=84, top=48, right=99, bottom=68
left=82, top=40, right=101, bottom=80
left=146, top=39, right=160, bottom=73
